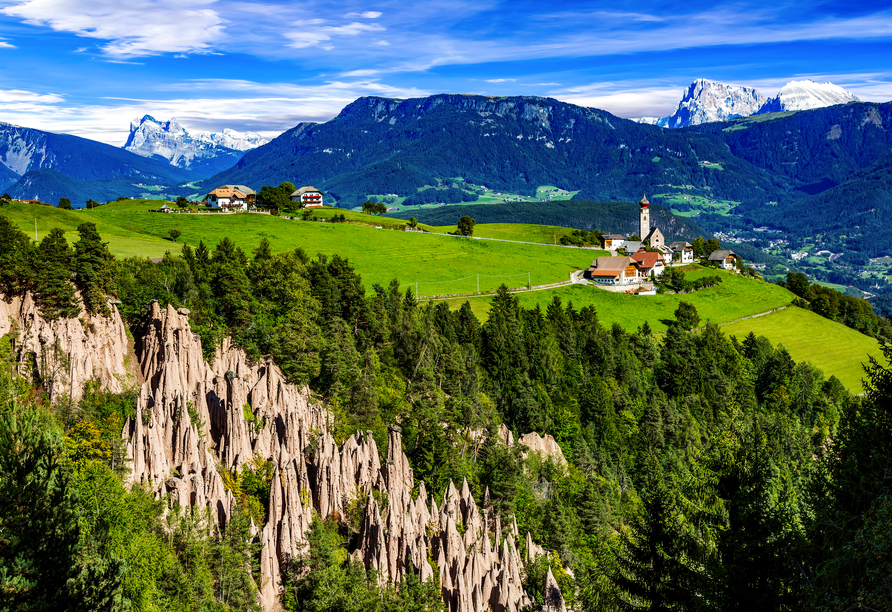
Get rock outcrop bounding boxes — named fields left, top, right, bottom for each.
left=0, top=292, right=131, bottom=401
left=123, top=302, right=550, bottom=612
left=518, top=432, right=567, bottom=467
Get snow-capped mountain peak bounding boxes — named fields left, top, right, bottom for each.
left=633, top=78, right=860, bottom=128
left=123, top=116, right=269, bottom=177
left=760, top=79, right=859, bottom=113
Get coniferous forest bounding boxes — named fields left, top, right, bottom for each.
left=1, top=215, right=891, bottom=611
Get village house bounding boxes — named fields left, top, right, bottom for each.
left=585, top=256, right=639, bottom=285
left=656, top=245, right=674, bottom=264
left=291, top=186, right=324, bottom=207
left=206, top=185, right=256, bottom=211
left=631, top=251, right=665, bottom=278
left=670, top=241, right=694, bottom=263
left=599, top=234, right=626, bottom=250
left=623, top=241, right=644, bottom=254
left=708, top=249, right=738, bottom=270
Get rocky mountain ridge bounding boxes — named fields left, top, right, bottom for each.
left=3, top=294, right=566, bottom=612
left=635, top=78, right=860, bottom=128
left=123, top=115, right=268, bottom=178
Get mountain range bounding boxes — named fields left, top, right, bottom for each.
left=0, top=121, right=197, bottom=204
left=636, top=79, right=859, bottom=128
left=123, top=115, right=268, bottom=178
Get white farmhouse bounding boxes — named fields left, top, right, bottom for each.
left=206, top=185, right=255, bottom=211
left=670, top=241, right=694, bottom=264
left=290, top=186, right=324, bottom=207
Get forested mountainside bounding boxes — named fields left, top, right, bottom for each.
left=205, top=94, right=891, bottom=210
left=388, top=199, right=707, bottom=241
left=2, top=215, right=892, bottom=611
left=203, top=94, right=784, bottom=206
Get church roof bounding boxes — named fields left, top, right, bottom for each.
left=639, top=192, right=649, bottom=207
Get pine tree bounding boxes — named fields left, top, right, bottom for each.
left=0, top=405, right=84, bottom=608
left=35, top=228, right=79, bottom=320
left=74, top=222, right=115, bottom=316
left=612, top=459, right=702, bottom=611
left=0, top=215, right=35, bottom=297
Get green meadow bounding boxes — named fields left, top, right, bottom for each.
left=722, top=307, right=882, bottom=393
left=1, top=200, right=603, bottom=295
left=0, top=199, right=881, bottom=391
left=440, top=266, right=795, bottom=331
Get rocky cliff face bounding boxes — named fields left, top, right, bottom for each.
left=123, top=302, right=559, bottom=612
left=666, top=79, right=767, bottom=128
left=0, top=292, right=131, bottom=401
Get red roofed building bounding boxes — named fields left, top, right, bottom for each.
left=631, top=250, right=665, bottom=278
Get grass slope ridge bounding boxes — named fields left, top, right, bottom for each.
left=722, top=306, right=881, bottom=393
left=390, top=199, right=708, bottom=241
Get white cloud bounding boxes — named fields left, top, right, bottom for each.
left=346, top=10, right=381, bottom=18
left=0, top=78, right=429, bottom=144
left=285, top=20, right=385, bottom=49
left=341, top=69, right=380, bottom=77
left=555, top=87, right=684, bottom=119
left=0, top=89, right=64, bottom=103
left=1, top=0, right=223, bottom=57
left=485, top=78, right=515, bottom=83
left=0, top=39, right=15, bottom=48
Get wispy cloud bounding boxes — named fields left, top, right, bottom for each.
left=1, top=0, right=223, bottom=57
left=0, top=88, right=64, bottom=103
left=0, top=78, right=430, bottom=144
left=285, top=20, right=385, bottom=49
left=485, top=78, right=515, bottom=83
left=345, top=10, right=381, bottom=18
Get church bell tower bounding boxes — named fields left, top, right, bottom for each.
left=639, top=192, right=650, bottom=239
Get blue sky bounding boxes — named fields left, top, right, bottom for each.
left=0, top=0, right=890, bottom=144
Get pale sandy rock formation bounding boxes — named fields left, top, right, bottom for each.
left=121, top=302, right=554, bottom=612
left=544, top=567, right=567, bottom=612
left=518, top=432, right=567, bottom=467
left=0, top=292, right=131, bottom=401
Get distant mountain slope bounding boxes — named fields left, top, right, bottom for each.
left=747, top=155, right=892, bottom=259
left=388, top=199, right=708, bottom=241
left=123, top=115, right=267, bottom=178
left=0, top=122, right=195, bottom=183
left=695, top=102, right=892, bottom=192
left=204, top=94, right=784, bottom=206
left=6, top=169, right=151, bottom=206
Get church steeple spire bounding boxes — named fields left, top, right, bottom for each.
left=639, top=191, right=650, bottom=238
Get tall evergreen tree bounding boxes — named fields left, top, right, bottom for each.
left=35, top=228, right=79, bottom=320
left=74, top=222, right=115, bottom=316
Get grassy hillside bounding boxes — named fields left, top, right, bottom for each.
left=442, top=266, right=795, bottom=329
left=1, top=200, right=603, bottom=293
left=389, top=199, right=708, bottom=242
left=722, top=307, right=882, bottom=393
